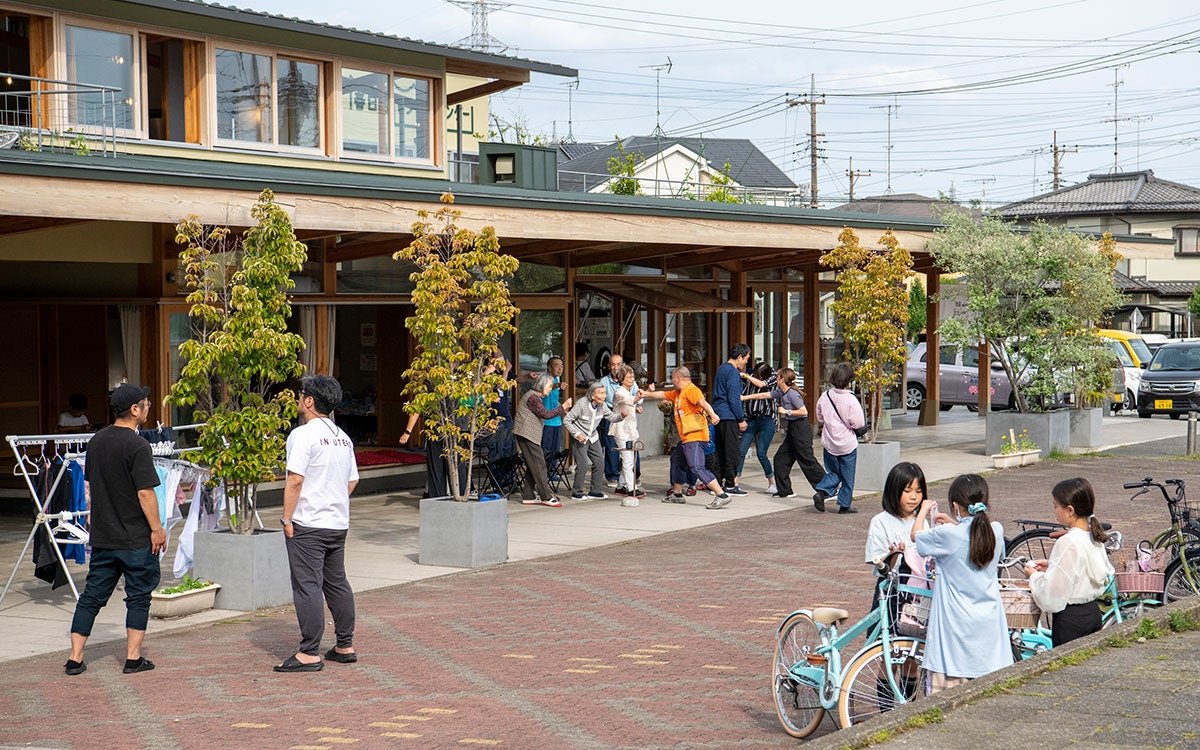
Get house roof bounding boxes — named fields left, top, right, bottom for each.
left=558, top=142, right=605, bottom=164
left=1114, top=270, right=1156, bottom=294
left=833, top=193, right=982, bottom=221
left=997, top=170, right=1200, bottom=218
left=556, top=136, right=796, bottom=192
left=101, top=0, right=577, bottom=78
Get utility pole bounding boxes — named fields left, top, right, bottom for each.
left=786, top=75, right=824, bottom=208
left=561, top=79, right=579, bottom=144
left=870, top=98, right=899, bottom=194
left=1105, top=65, right=1128, bottom=172
left=846, top=156, right=871, bottom=202
left=639, top=58, right=672, bottom=196
left=1050, top=130, right=1077, bottom=191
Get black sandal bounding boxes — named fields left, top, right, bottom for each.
left=273, top=655, right=324, bottom=673
left=324, top=647, right=358, bottom=664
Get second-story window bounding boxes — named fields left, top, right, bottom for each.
left=64, top=24, right=135, bottom=131
left=341, top=67, right=434, bottom=163
left=215, top=47, right=322, bottom=151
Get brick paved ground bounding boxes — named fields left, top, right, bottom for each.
left=0, top=452, right=1192, bottom=750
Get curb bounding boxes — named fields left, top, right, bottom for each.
left=805, top=596, right=1200, bottom=750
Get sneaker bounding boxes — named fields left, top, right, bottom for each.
left=631, top=488, right=647, bottom=498
left=64, top=659, right=86, bottom=676
left=706, top=494, right=732, bottom=510
left=663, top=492, right=687, bottom=504
left=812, top=492, right=828, bottom=513
left=773, top=491, right=797, bottom=499
left=684, top=486, right=697, bottom=497
left=765, top=484, right=778, bottom=496
left=606, top=480, right=618, bottom=487
left=587, top=492, right=608, bottom=499
left=521, top=498, right=541, bottom=505
left=621, top=495, right=640, bottom=507
left=571, top=491, right=586, bottom=500
left=541, top=498, right=563, bottom=508
left=838, top=506, right=859, bottom=514
left=724, top=485, right=748, bottom=497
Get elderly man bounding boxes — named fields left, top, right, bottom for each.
left=276, top=375, right=359, bottom=673
left=647, top=368, right=731, bottom=510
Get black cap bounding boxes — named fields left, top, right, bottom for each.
left=111, top=384, right=150, bottom=413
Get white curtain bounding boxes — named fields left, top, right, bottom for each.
left=325, top=307, right=337, bottom=376
left=118, top=304, right=142, bottom=385
left=297, top=305, right=316, bottom=374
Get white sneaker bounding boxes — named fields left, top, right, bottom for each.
left=765, top=484, right=778, bottom=495
left=621, top=496, right=640, bottom=507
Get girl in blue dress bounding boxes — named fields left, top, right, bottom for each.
left=911, top=474, right=1013, bottom=694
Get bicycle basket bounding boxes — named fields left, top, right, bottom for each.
left=999, top=580, right=1041, bottom=630
left=1114, top=571, right=1165, bottom=595
left=895, top=595, right=931, bottom=637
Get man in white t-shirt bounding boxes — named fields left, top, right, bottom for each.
left=275, top=375, right=360, bottom=673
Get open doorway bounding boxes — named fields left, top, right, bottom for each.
left=143, top=34, right=201, bottom=143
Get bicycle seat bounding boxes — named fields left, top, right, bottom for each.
left=811, top=607, right=850, bottom=625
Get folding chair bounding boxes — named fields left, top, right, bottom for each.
left=546, top=448, right=572, bottom=494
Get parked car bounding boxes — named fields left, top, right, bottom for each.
left=1136, top=341, right=1200, bottom=419
left=1098, top=329, right=1152, bottom=410
left=905, top=342, right=1015, bottom=411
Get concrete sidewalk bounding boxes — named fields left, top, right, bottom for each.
left=0, top=410, right=1185, bottom=664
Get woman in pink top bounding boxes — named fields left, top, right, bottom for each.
left=812, top=362, right=865, bottom=514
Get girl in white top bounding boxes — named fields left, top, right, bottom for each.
left=1024, top=478, right=1115, bottom=647
left=912, top=474, right=1012, bottom=694
left=865, top=462, right=927, bottom=564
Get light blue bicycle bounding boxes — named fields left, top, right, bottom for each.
left=773, top=554, right=930, bottom=737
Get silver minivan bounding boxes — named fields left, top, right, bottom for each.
left=905, top=342, right=1015, bottom=411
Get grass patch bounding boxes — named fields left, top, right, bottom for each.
left=1168, top=609, right=1200, bottom=632
left=1134, top=617, right=1168, bottom=640
left=976, top=676, right=1025, bottom=699
left=1044, top=645, right=1105, bottom=672
left=852, top=707, right=945, bottom=748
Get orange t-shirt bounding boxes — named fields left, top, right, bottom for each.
left=664, top=383, right=708, bottom=443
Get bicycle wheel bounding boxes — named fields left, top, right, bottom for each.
left=1152, top=527, right=1200, bottom=558
left=836, top=638, right=925, bottom=729
left=1004, top=530, right=1056, bottom=580
left=773, top=613, right=826, bottom=738
left=1101, top=598, right=1156, bottom=629
left=1163, top=550, right=1200, bottom=602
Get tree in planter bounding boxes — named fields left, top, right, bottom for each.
left=928, top=213, right=1125, bottom=413
left=396, top=193, right=519, bottom=502
left=820, top=227, right=912, bottom=444
left=168, top=189, right=307, bottom=534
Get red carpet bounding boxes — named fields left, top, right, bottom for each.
left=354, top=449, right=426, bottom=467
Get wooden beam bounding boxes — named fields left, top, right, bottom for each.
left=0, top=217, right=91, bottom=237
left=447, top=79, right=524, bottom=106
left=445, top=59, right=532, bottom=83
left=569, top=242, right=714, bottom=268
left=327, top=234, right=414, bottom=262
left=503, top=239, right=598, bottom=258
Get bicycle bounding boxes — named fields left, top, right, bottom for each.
left=772, top=554, right=929, bottom=738
left=1123, top=477, right=1200, bottom=602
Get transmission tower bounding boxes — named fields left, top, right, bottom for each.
left=870, top=99, right=899, bottom=194
left=446, top=0, right=509, bottom=53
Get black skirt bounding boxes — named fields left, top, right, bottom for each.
left=1051, top=600, right=1102, bottom=647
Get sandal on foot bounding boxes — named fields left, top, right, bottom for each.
left=273, top=655, right=324, bottom=673
left=324, top=648, right=358, bottom=664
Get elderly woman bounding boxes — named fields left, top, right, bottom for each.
left=564, top=382, right=613, bottom=501
left=513, top=373, right=573, bottom=507
left=610, top=365, right=646, bottom=506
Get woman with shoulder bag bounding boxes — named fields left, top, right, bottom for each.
left=769, top=368, right=825, bottom=499
left=812, top=363, right=866, bottom=514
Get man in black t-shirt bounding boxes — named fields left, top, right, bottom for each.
left=65, top=384, right=166, bottom=676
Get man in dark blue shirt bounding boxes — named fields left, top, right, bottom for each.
left=712, top=344, right=751, bottom=499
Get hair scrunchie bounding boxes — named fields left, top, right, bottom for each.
left=967, top=502, right=987, bottom=516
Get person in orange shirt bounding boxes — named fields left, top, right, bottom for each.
left=646, top=367, right=731, bottom=509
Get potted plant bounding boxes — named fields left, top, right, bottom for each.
left=992, top=429, right=1040, bottom=469
left=396, top=193, right=519, bottom=569
left=150, top=575, right=221, bottom=619
left=168, top=189, right=307, bottom=610
left=928, top=215, right=1125, bottom=458
left=819, top=227, right=912, bottom=491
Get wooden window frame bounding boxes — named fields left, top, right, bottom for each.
left=334, top=59, right=440, bottom=168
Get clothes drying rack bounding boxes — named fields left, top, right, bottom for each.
left=1, top=423, right=203, bottom=609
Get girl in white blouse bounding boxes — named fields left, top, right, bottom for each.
left=1024, top=478, right=1115, bottom=647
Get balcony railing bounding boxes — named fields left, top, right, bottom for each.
left=0, top=73, right=120, bottom=157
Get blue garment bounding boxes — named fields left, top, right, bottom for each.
left=915, top=520, right=1013, bottom=679
left=601, top=374, right=638, bottom=408
left=814, top=449, right=857, bottom=509
left=65, top=461, right=87, bottom=564
left=712, top=362, right=744, bottom=421
left=542, top=376, right=563, bottom=426
left=738, top=417, right=776, bottom=479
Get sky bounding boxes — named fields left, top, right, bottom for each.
left=241, top=0, right=1200, bottom=208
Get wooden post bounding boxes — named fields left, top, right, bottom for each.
left=919, top=272, right=941, bottom=426
left=977, top=341, right=990, bottom=415
left=803, top=263, right=820, bottom=420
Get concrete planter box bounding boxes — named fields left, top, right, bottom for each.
left=150, top=583, right=220, bottom=618
left=985, top=411, right=1069, bottom=458
left=1069, top=408, right=1104, bottom=449
left=192, top=528, right=292, bottom=611
left=419, top=497, right=508, bottom=568
left=991, top=450, right=1039, bottom=469
left=853, top=441, right=901, bottom=492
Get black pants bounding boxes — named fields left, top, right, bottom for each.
left=285, top=524, right=355, bottom=656
left=715, top=419, right=742, bottom=487
left=517, top=435, right=555, bottom=501
left=773, top=418, right=826, bottom=495
left=1051, top=600, right=1102, bottom=647
left=70, top=546, right=161, bottom=635
left=425, top=437, right=467, bottom=498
